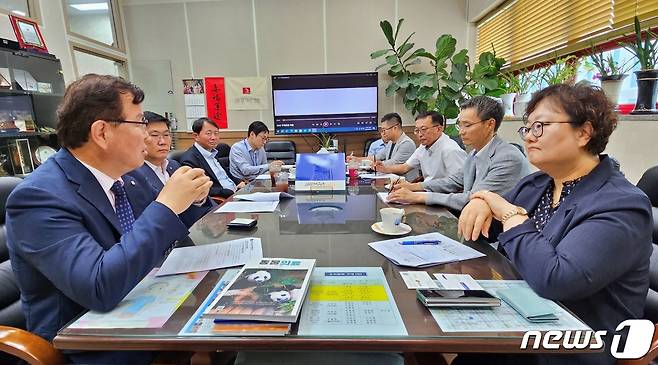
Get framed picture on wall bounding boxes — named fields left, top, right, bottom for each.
left=9, top=15, right=48, bottom=53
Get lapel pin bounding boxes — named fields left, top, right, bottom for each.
left=130, top=180, right=136, bottom=186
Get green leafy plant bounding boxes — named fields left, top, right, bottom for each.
left=314, top=133, right=334, bottom=149
left=541, top=55, right=579, bottom=85
left=584, top=43, right=635, bottom=77
left=501, top=70, right=538, bottom=94
left=621, top=16, right=658, bottom=70
left=370, top=19, right=506, bottom=119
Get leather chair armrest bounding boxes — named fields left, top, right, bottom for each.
left=0, top=325, right=64, bottom=365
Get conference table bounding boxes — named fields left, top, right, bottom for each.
left=53, top=177, right=591, bottom=356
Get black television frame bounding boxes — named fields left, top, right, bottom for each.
left=271, top=72, right=379, bottom=135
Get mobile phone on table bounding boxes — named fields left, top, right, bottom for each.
left=227, top=218, right=257, bottom=230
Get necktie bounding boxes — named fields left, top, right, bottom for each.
left=388, top=143, right=396, bottom=160
left=110, top=181, right=135, bottom=234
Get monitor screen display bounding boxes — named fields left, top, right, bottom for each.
left=272, top=72, right=378, bottom=135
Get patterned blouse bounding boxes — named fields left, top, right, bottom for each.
left=529, top=177, right=583, bottom=232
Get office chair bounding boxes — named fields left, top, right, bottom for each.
left=216, top=143, right=231, bottom=159
left=265, top=141, right=296, bottom=164
left=167, top=150, right=185, bottom=163
left=363, top=137, right=380, bottom=156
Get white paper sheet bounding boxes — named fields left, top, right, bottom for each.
left=156, top=238, right=263, bottom=276
left=255, top=174, right=271, bottom=180
left=234, top=192, right=293, bottom=202
left=359, top=173, right=398, bottom=180
left=368, top=232, right=485, bottom=268
left=400, top=271, right=439, bottom=289
left=433, top=273, right=484, bottom=290
left=214, top=201, right=279, bottom=213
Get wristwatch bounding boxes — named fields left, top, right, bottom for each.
left=500, top=206, right=528, bottom=224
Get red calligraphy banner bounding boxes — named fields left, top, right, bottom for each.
left=204, top=77, right=228, bottom=129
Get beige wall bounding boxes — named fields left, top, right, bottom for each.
left=497, top=118, right=658, bottom=185
left=122, top=0, right=470, bottom=131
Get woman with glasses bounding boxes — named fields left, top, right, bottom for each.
left=457, top=84, right=652, bottom=365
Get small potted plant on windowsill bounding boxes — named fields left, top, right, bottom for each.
left=501, top=70, right=538, bottom=117
left=622, top=16, right=658, bottom=114
left=584, top=43, right=635, bottom=107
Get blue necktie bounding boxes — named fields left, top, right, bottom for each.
left=110, top=181, right=135, bottom=234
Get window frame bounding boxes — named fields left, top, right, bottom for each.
left=70, top=43, right=129, bottom=80
left=0, top=0, right=40, bottom=23
left=61, top=0, right=125, bottom=52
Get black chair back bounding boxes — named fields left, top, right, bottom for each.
left=0, top=177, right=25, bottom=329
left=363, top=138, right=380, bottom=156
left=216, top=143, right=231, bottom=159
left=167, top=150, right=185, bottom=163
left=265, top=141, right=296, bottom=165
left=449, top=135, right=466, bottom=151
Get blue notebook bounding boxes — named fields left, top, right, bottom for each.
left=497, top=287, right=559, bottom=323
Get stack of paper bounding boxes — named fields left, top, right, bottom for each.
left=234, top=192, right=293, bottom=202
left=156, top=238, right=263, bottom=276
left=368, top=232, right=485, bottom=268
left=359, top=173, right=399, bottom=180
left=214, top=201, right=279, bottom=213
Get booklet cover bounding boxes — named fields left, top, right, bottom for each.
left=295, top=153, right=346, bottom=191
left=205, top=258, right=316, bottom=322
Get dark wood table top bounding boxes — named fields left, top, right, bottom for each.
left=53, top=178, right=590, bottom=354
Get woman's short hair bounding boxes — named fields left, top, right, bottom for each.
left=57, top=74, right=144, bottom=149
left=525, top=84, right=617, bottom=155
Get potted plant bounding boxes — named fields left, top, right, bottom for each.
left=622, top=16, right=658, bottom=114
left=370, top=19, right=505, bottom=135
left=314, top=133, right=334, bottom=153
left=542, top=55, right=579, bottom=86
left=584, top=43, right=635, bottom=106
left=501, top=70, right=538, bottom=117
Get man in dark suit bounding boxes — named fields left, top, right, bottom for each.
left=136, top=111, right=181, bottom=191
left=5, top=74, right=214, bottom=365
left=179, top=117, right=244, bottom=199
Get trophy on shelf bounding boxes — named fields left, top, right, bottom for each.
left=8, top=138, right=34, bottom=175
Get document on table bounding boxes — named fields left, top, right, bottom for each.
left=298, top=267, right=407, bottom=336
left=434, top=273, right=484, bottom=290
left=255, top=174, right=270, bottom=180
left=234, top=192, right=293, bottom=202
left=377, top=192, right=410, bottom=205
left=430, top=280, right=591, bottom=332
left=359, top=173, right=398, bottom=180
left=368, top=232, right=485, bottom=268
left=156, top=238, right=263, bottom=276
left=69, top=269, right=207, bottom=329
left=215, top=201, right=279, bottom=213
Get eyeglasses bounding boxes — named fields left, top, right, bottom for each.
left=517, top=121, right=573, bottom=139
left=455, top=120, right=487, bottom=130
left=148, top=132, right=171, bottom=140
left=378, top=124, right=400, bottom=133
left=108, top=116, right=148, bottom=127
left=413, top=125, right=440, bottom=135
left=257, top=134, right=269, bottom=141
left=203, top=131, right=221, bottom=137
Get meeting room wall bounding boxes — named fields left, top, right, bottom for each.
left=121, top=0, right=470, bottom=131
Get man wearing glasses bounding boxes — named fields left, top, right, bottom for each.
left=350, top=113, right=418, bottom=180
left=136, top=111, right=180, bottom=190
left=389, top=96, right=530, bottom=210
left=5, top=74, right=214, bottom=364
left=229, top=120, right=283, bottom=181
left=375, top=111, right=466, bottom=182
left=180, top=117, right=244, bottom=199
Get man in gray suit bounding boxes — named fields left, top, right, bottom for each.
left=372, top=113, right=418, bottom=180
left=389, top=96, right=531, bottom=211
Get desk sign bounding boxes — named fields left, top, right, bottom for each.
left=295, top=153, right=346, bottom=191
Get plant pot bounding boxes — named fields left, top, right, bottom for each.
left=600, top=74, right=627, bottom=107
left=501, top=93, right=517, bottom=117
left=513, top=93, right=532, bottom=117
left=631, top=69, right=658, bottom=115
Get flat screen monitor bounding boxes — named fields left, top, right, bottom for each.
left=272, top=72, right=378, bottom=135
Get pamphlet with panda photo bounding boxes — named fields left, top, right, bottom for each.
left=205, top=258, right=316, bottom=322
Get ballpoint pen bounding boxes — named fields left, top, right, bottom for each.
left=388, top=177, right=400, bottom=196
left=399, top=240, right=441, bottom=245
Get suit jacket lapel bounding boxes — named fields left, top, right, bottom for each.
left=54, top=149, right=122, bottom=233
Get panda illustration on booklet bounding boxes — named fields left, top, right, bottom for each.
left=205, top=258, right=316, bottom=323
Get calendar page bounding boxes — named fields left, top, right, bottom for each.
left=297, top=267, right=407, bottom=336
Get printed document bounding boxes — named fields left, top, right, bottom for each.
left=156, top=238, right=263, bottom=276
left=215, top=201, right=279, bottom=213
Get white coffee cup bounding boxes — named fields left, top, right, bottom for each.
left=380, top=207, right=405, bottom=232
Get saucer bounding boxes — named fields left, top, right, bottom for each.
left=371, top=222, right=412, bottom=236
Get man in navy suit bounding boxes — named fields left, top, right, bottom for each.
left=5, top=74, right=214, bottom=365
left=137, top=111, right=182, bottom=191
left=179, top=117, right=244, bottom=199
